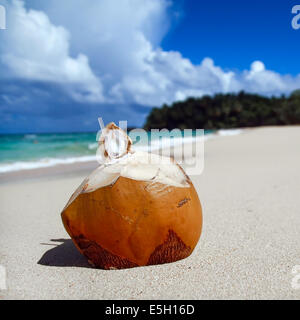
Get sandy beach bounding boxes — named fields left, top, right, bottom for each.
left=1, top=126, right=300, bottom=300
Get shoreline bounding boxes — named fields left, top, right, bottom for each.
left=0, top=160, right=98, bottom=184
left=0, top=127, right=246, bottom=183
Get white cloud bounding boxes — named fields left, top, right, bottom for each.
left=1, top=0, right=300, bottom=107
left=242, top=61, right=287, bottom=94
left=0, top=0, right=104, bottom=102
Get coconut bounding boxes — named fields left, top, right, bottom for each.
left=61, top=123, right=202, bottom=269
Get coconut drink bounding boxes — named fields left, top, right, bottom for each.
left=61, top=123, right=202, bottom=269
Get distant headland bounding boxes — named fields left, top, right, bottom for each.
left=144, top=90, right=300, bottom=130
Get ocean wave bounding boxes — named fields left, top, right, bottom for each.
left=217, top=129, right=243, bottom=136
left=24, top=134, right=37, bottom=139
left=134, top=134, right=210, bottom=152
left=0, top=155, right=97, bottom=173
left=88, top=143, right=98, bottom=150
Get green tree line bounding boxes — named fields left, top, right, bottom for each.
left=143, top=91, right=300, bottom=130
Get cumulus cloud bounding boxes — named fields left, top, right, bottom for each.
left=241, top=61, right=288, bottom=94
left=1, top=0, right=300, bottom=110
left=0, top=0, right=104, bottom=102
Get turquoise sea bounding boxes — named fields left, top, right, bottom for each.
left=0, top=129, right=240, bottom=173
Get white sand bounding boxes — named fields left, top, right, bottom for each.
left=1, top=126, right=300, bottom=299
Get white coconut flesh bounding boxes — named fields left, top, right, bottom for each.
left=82, top=123, right=190, bottom=193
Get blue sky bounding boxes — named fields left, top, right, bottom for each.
left=163, top=0, right=300, bottom=75
left=0, top=0, right=300, bottom=133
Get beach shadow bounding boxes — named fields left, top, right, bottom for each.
left=38, top=238, right=91, bottom=268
